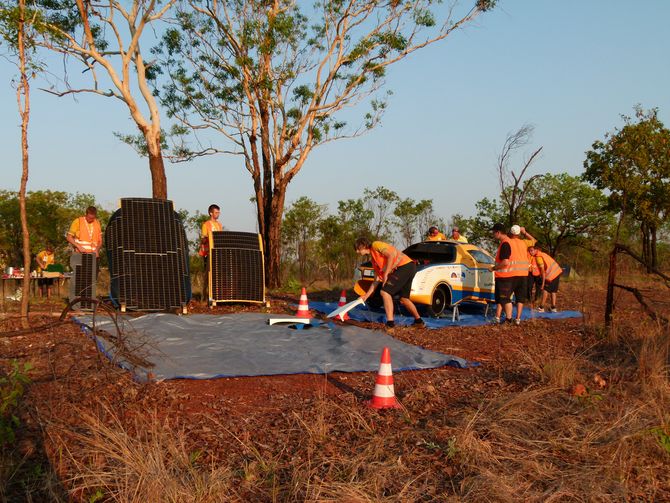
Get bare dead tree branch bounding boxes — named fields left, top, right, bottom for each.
left=613, top=283, right=669, bottom=326
left=615, top=243, right=670, bottom=286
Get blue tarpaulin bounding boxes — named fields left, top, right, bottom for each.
left=310, top=301, right=582, bottom=328
left=74, top=313, right=475, bottom=382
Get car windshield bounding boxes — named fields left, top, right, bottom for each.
left=469, top=249, right=495, bottom=265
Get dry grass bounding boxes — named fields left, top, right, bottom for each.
left=16, top=285, right=670, bottom=502
left=454, top=320, right=670, bottom=502
left=48, top=406, right=242, bottom=502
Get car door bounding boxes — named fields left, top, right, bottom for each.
left=468, top=249, right=496, bottom=300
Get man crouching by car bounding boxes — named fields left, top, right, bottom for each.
left=354, top=237, right=425, bottom=331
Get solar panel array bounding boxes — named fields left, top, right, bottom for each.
left=69, top=253, right=96, bottom=310
left=210, top=231, right=265, bottom=304
left=106, top=198, right=191, bottom=311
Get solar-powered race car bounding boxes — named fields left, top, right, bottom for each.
left=353, top=240, right=496, bottom=316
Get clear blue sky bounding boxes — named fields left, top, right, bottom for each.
left=1, top=1, right=669, bottom=233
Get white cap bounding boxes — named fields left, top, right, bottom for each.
left=510, top=225, right=521, bottom=235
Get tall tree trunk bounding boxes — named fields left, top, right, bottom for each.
left=264, top=187, right=287, bottom=289
left=265, top=215, right=282, bottom=289
left=651, top=225, right=657, bottom=271
left=17, top=0, right=31, bottom=326
left=147, top=133, right=168, bottom=199
left=640, top=222, right=652, bottom=273
left=605, top=246, right=617, bottom=326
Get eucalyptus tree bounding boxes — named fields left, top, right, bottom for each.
left=156, top=0, right=496, bottom=287
left=38, top=0, right=177, bottom=198
left=0, top=0, right=49, bottom=320
left=583, top=106, right=670, bottom=270
left=393, top=197, right=434, bottom=248
left=281, top=196, right=326, bottom=282
left=522, top=173, right=614, bottom=257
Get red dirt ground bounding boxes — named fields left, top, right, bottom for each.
left=1, top=275, right=668, bottom=500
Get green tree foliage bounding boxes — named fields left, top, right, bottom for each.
left=282, top=197, right=326, bottom=282
left=154, top=0, right=495, bottom=288
left=363, top=186, right=399, bottom=240
left=394, top=197, right=434, bottom=247
left=0, top=190, right=103, bottom=267
left=583, top=106, right=670, bottom=270
left=523, top=173, right=614, bottom=256
left=316, top=215, right=350, bottom=284
left=456, top=197, right=506, bottom=251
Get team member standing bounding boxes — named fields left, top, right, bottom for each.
left=200, top=204, right=223, bottom=303
left=528, top=248, right=544, bottom=309
left=354, top=237, right=425, bottom=331
left=66, top=206, right=102, bottom=257
left=451, top=226, right=467, bottom=243
left=66, top=206, right=103, bottom=301
left=35, top=244, right=55, bottom=298
left=528, top=244, right=562, bottom=312
left=490, top=224, right=535, bottom=325
left=426, top=226, right=447, bottom=241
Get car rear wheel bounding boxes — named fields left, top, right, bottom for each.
left=429, top=286, right=450, bottom=316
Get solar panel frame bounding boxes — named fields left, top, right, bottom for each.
left=209, top=231, right=265, bottom=304
left=106, top=198, right=192, bottom=311
left=69, top=253, right=96, bottom=310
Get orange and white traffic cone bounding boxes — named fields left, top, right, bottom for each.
left=296, top=287, right=313, bottom=318
left=336, top=289, right=350, bottom=321
left=367, top=347, right=401, bottom=409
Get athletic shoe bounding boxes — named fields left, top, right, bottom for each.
left=550, top=307, right=558, bottom=313
left=514, top=319, right=521, bottom=326
left=492, top=317, right=501, bottom=324
left=537, top=307, right=545, bottom=313
left=385, top=321, right=395, bottom=328
left=413, top=318, right=426, bottom=327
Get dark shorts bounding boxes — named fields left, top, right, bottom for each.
left=495, top=276, right=529, bottom=304
left=381, top=262, right=416, bottom=299
left=544, top=276, right=560, bottom=293
left=37, top=278, right=54, bottom=287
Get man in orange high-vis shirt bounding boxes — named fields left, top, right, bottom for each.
left=354, top=237, right=425, bottom=331
left=490, top=223, right=535, bottom=325
left=528, top=244, right=562, bottom=313
left=66, top=206, right=102, bottom=256
left=528, top=249, right=545, bottom=309
left=200, top=204, right=223, bottom=303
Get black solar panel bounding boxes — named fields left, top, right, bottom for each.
left=209, top=231, right=265, bottom=304
left=106, top=198, right=191, bottom=311
left=69, top=253, right=96, bottom=310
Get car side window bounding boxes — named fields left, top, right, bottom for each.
left=469, top=250, right=495, bottom=265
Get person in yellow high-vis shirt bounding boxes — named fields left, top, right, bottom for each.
left=66, top=206, right=102, bottom=256
left=200, top=204, right=223, bottom=303
left=35, top=244, right=55, bottom=298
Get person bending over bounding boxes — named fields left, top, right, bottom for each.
left=354, top=237, right=424, bottom=331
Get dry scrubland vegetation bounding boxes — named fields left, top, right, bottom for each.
left=0, top=275, right=669, bottom=502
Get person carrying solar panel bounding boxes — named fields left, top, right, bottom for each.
left=66, top=206, right=102, bottom=256
left=199, top=204, right=223, bottom=303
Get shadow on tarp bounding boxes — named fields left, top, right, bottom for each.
left=73, top=313, right=476, bottom=382
left=310, top=301, right=582, bottom=328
